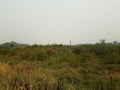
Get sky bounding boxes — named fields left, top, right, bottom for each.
left=0, top=0, right=120, bottom=45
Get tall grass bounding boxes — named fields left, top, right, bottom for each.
left=0, top=45, right=119, bottom=90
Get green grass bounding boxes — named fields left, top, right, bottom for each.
left=0, top=45, right=120, bottom=90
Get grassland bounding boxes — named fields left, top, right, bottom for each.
left=0, top=44, right=120, bottom=90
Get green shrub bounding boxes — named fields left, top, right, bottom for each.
left=34, top=50, right=48, bottom=61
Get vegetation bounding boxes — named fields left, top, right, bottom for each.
left=0, top=44, right=120, bottom=90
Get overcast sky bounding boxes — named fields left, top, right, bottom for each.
left=0, top=0, right=120, bottom=45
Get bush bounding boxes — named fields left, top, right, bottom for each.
left=34, top=50, right=48, bottom=61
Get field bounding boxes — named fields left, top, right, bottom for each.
left=0, top=44, right=120, bottom=90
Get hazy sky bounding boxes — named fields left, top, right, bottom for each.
left=0, top=0, right=120, bottom=45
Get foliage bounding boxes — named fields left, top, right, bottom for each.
left=0, top=45, right=120, bottom=90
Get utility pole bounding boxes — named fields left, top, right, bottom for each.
left=70, top=40, right=71, bottom=46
